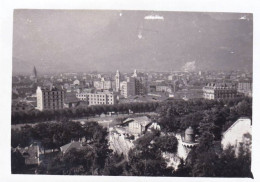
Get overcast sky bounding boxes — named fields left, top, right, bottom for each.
left=12, top=10, right=253, bottom=74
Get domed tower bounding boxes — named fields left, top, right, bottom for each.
left=184, top=126, right=195, bottom=143
left=182, top=126, right=198, bottom=148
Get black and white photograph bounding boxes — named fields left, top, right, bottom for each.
left=1, top=0, right=259, bottom=181
left=10, top=9, right=253, bottom=177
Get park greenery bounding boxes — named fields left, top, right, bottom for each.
left=11, top=102, right=160, bottom=124
left=11, top=97, right=253, bottom=176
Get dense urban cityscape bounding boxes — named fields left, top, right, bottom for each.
left=11, top=10, right=253, bottom=177
left=11, top=66, right=252, bottom=176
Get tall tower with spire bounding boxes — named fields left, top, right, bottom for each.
left=32, top=66, right=38, bottom=83
left=115, top=70, right=120, bottom=92
left=33, top=66, right=37, bottom=77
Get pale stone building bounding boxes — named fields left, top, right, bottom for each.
left=93, top=77, right=112, bottom=90
left=76, top=91, right=117, bottom=106
left=120, top=79, right=136, bottom=98
left=122, top=116, right=152, bottom=135
left=115, top=70, right=120, bottom=92
left=203, top=83, right=237, bottom=100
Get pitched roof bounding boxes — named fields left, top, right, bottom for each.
left=223, top=117, right=252, bottom=136
left=123, top=116, right=152, bottom=127
left=60, top=141, right=85, bottom=154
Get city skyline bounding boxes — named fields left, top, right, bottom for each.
left=10, top=10, right=253, bottom=177
left=13, top=10, right=253, bottom=74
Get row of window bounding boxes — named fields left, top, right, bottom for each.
left=43, top=91, right=64, bottom=95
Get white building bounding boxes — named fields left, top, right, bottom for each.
left=76, top=91, right=117, bottom=106
left=76, top=92, right=88, bottom=101
left=168, top=75, right=174, bottom=81
left=88, top=92, right=116, bottom=106
left=122, top=116, right=152, bottom=135
left=73, top=79, right=80, bottom=86
left=221, top=117, right=252, bottom=155
left=120, top=81, right=128, bottom=98
left=93, top=77, right=112, bottom=90
left=120, top=78, right=136, bottom=98
left=203, top=83, right=237, bottom=100
left=115, top=70, right=120, bottom=92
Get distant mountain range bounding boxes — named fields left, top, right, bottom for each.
left=12, top=10, right=253, bottom=74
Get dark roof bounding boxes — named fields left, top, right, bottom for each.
left=64, top=92, right=79, bottom=103
left=41, top=85, right=64, bottom=91
left=76, top=101, right=89, bottom=107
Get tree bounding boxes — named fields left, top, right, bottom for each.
left=191, top=148, right=219, bottom=177
left=11, top=149, right=25, bottom=174
left=125, top=131, right=175, bottom=176
left=102, top=153, right=125, bottom=176
left=174, top=158, right=191, bottom=177
left=11, top=125, right=33, bottom=148
left=235, top=100, right=252, bottom=117
left=127, top=148, right=174, bottom=176
left=153, top=135, right=178, bottom=154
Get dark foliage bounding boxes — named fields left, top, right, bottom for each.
left=11, top=102, right=160, bottom=125
left=11, top=149, right=25, bottom=174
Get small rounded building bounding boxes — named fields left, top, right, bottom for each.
left=184, top=126, right=195, bottom=143
left=182, top=126, right=198, bottom=148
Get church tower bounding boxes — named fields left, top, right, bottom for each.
left=115, top=70, right=120, bottom=92
left=32, top=66, right=38, bottom=83
left=33, top=66, right=37, bottom=78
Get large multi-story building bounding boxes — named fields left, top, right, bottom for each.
left=76, top=91, right=116, bottom=105
left=203, top=83, right=237, bottom=100
left=134, top=77, right=148, bottom=95
left=237, top=79, right=252, bottom=97
left=120, top=78, right=136, bottom=98
left=75, top=92, right=89, bottom=101
left=131, top=70, right=148, bottom=95
left=36, top=86, right=65, bottom=111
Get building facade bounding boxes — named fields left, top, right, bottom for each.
left=156, top=85, right=172, bottom=93
left=203, top=83, right=237, bottom=100
left=36, top=86, right=65, bottom=111
left=75, top=92, right=88, bottom=101
left=123, top=116, right=152, bottom=135
left=120, top=78, right=136, bottom=98
left=76, top=91, right=117, bottom=106
left=93, top=77, right=112, bottom=90
left=237, top=79, right=252, bottom=97
left=88, top=91, right=116, bottom=105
